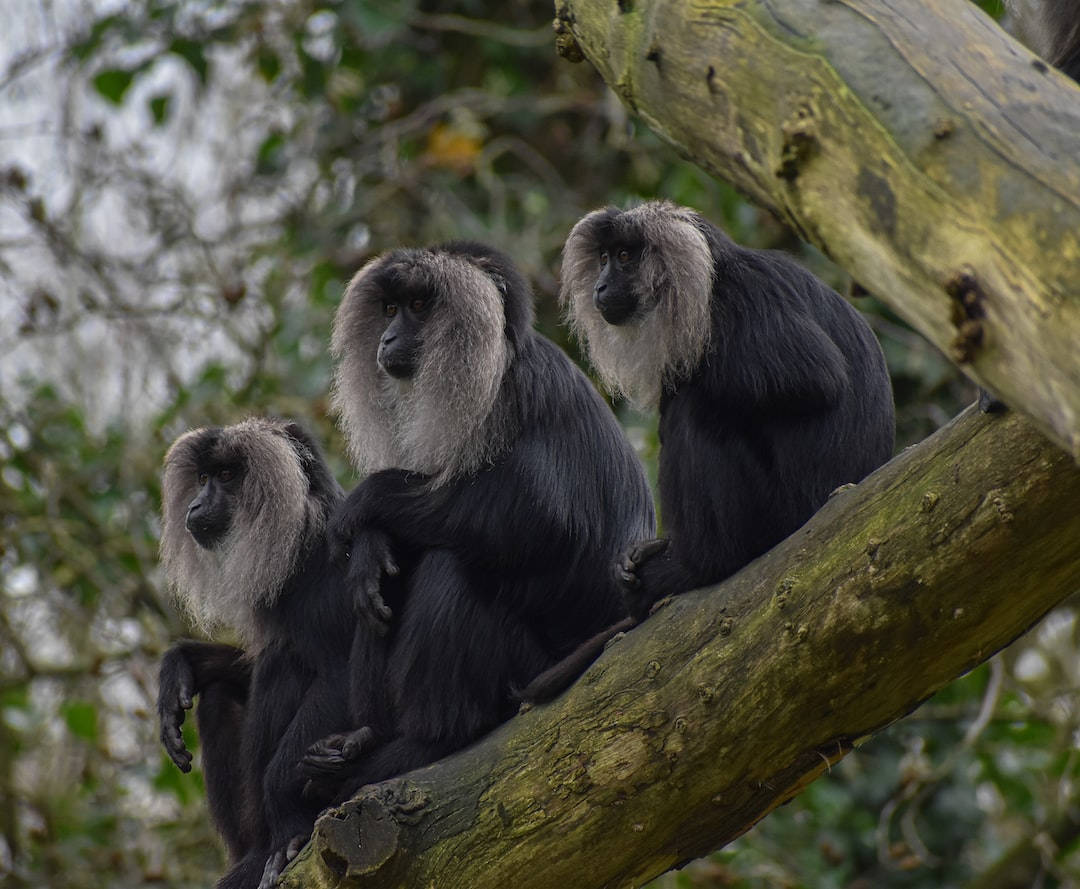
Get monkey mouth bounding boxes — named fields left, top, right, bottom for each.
left=378, top=356, right=417, bottom=380
left=186, top=517, right=229, bottom=549
left=595, top=299, right=637, bottom=326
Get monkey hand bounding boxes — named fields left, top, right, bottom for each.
left=617, top=537, right=671, bottom=623
left=258, top=834, right=307, bottom=889
left=299, top=726, right=375, bottom=802
left=343, top=527, right=399, bottom=634
left=156, top=647, right=195, bottom=773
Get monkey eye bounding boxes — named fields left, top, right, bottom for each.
left=198, top=472, right=209, bottom=486
left=409, top=298, right=427, bottom=314
left=617, top=249, right=631, bottom=263
left=383, top=303, right=398, bottom=318
left=599, top=251, right=608, bottom=267
left=218, top=468, right=233, bottom=482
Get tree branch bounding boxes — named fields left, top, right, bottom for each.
left=281, top=406, right=1080, bottom=888
left=554, top=0, right=1080, bottom=458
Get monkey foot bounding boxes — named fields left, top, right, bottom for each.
left=617, top=537, right=670, bottom=621
left=300, top=726, right=375, bottom=777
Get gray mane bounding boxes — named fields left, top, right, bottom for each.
left=330, top=248, right=516, bottom=487
left=561, top=201, right=714, bottom=409
left=160, top=418, right=323, bottom=649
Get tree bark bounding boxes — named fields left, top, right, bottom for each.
left=554, top=0, right=1080, bottom=459
left=281, top=406, right=1080, bottom=889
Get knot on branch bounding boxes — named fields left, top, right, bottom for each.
left=777, top=105, right=819, bottom=181
left=300, top=781, right=430, bottom=884
left=945, top=271, right=988, bottom=363
left=553, top=2, right=585, bottom=63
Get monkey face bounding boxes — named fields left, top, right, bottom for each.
left=376, top=292, right=432, bottom=380
left=185, top=464, right=242, bottom=548
left=593, top=242, right=644, bottom=325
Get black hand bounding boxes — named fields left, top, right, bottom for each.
left=345, top=528, right=399, bottom=635
left=617, top=537, right=670, bottom=622
left=157, top=649, right=195, bottom=773
left=299, top=726, right=374, bottom=778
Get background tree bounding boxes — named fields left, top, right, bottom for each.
left=1, top=1, right=1076, bottom=888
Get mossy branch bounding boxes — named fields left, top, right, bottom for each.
left=281, top=407, right=1080, bottom=888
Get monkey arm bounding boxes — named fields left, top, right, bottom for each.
left=157, top=641, right=250, bottom=772
left=704, top=308, right=851, bottom=412
left=336, top=445, right=571, bottom=573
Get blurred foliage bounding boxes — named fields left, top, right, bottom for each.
left=0, top=1, right=1073, bottom=888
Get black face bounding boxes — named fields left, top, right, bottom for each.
left=376, top=289, right=433, bottom=380
left=185, top=463, right=243, bottom=548
left=594, top=242, right=641, bottom=325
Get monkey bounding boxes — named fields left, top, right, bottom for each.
left=521, top=202, right=895, bottom=702
left=296, top=240, right=656, bottom=799
left=157, top=418, right=361, bottom=889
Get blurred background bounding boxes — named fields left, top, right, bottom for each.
left=2, top=1, right=1078, bottom=887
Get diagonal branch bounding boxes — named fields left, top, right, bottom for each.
left=281, top=406, right=1080, bottom=889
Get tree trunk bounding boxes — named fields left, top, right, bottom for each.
left=554, top=0, right=1080, bottom=458
left=281, top=406, right=1080, bottom=889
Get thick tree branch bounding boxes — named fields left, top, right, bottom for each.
left=555, top=0, right=1080, bottom=458
left=281, top=406, right=1080, bottom=888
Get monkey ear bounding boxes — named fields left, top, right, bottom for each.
left=466, top=255, right=509, bottom=296
left=279, top=421, right=317, bottom=467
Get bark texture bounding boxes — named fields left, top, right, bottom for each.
left=281, top=406, right=1080, bottom=889
left=555, top=0, right=1080, bottom=458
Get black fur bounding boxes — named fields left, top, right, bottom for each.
left=307, top=242, right=655, bottom=798
left=523, top=206, right=895, bottom=702
left=637, top=220, right=894, bottom=609
left=158, top=422, right=355, bottom=889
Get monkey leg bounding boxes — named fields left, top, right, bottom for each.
left=330, top=549, right=549, bottom=801
left=197, top=683, right=261, bottom=862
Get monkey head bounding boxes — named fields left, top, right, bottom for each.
left=561, top=201, right=714, bottom=408
left=331, top=244, right=526, bottom=484
left=161, top=418, right=335, bottom=644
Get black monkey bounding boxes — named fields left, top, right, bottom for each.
left=523, top=202, right=894, bottom=701
left=299, top=241, right=656, bottom=798
left=157, top=418, right=358, bottom=889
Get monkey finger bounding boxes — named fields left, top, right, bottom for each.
left=361, top=585, right=393, bottom=632
left=305, top=732, right=347, bottom=756
left=285, top=833, right=308, bottom=861
left=339, top=726, right=374, bottom=759
left=164, top=738, right=192, bottom=772
left=258, top=850, right=286, bottom=889
left=617, top=552, right=638, bottom=576
left=298, top=755, right=346, bottom=777
left=631, top=537, right=670, bottom=565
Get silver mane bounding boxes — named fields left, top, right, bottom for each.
left=160, top=418, right=323, bottom=649
left=330, top=248, right=515, bottom=486
left=561, top=201, right=714, bottom=409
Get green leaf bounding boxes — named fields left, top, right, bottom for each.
left=62, top=700, right=98, bottom=743
left=153, top=753, right=195, bottom=804
left=148, top=93, right=171, bottom=125
left=257, top=48, right=281, bottom=82
left=69, top=15, right=121, bottom=63
left=92, top=68, right=135, bottom=105
left=169, top=38, right=208, bottom=85
left=256, top=132, right=286, bottom=175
